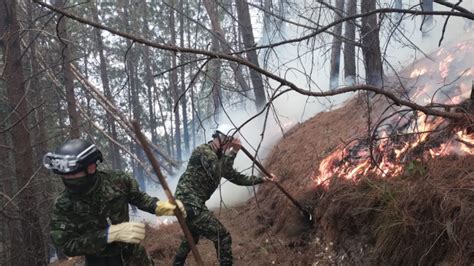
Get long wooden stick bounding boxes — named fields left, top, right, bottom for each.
left=240, top=146, right=313, bottom=222
left=131, top=121, right=204, bottom=266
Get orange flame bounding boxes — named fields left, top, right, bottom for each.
left=410, top=67, right=427, bottom=78
left=439, top=54, right=454, bottom=79
left=312, top=41, right=474, bottom=188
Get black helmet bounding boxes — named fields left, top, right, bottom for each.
left=43, top=139, right=103, bottom=175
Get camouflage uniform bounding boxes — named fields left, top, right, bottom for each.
left=174, top=143, right=264, bottom=265
left=50, top=171, right=158, bottom=266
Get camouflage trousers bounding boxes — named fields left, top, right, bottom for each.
left=85, top=244, right=154, bottom=266
left=173, top=207, right=232, bottom=266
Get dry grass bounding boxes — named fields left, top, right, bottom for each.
left=313, top=156, right=474, bottom=265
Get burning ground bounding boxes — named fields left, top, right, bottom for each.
left=54, top=41, right=473, bottom=265
left=143, top=102, right=473, bottom=264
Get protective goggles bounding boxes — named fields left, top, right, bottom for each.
left=43, top=144, right=98, bottom=174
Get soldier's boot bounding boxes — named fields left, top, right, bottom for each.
left=173, top=234, right=198, bottom=266
left=172, top=256, right=186, bottom=266
left=173, top=241, right=190, bottom=266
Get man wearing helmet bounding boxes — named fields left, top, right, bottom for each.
left=45, top=139, right=184, bottom=265
left=173, top=124, right=277, bottom=266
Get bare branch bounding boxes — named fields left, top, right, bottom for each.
left=242, top=7, right=473, bottom=54
left=33, top=0, right=473, bottom=122
left=434, top=0, right=473, bottom=15
left=2, top=166, right=42, bottom=210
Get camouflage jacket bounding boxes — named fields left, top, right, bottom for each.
left=175, top=143, right=264, bottom=208
left=50, top=171, right=158, bottom=258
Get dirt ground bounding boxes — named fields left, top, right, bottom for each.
left=144, top=205, right=333, bottom=265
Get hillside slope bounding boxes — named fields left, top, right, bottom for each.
left=145, top=92, right=473, bottom=265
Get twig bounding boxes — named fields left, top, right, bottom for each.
left=32, top=0, right=472, bottom=121
left=438, top=1, right=463, bottom=46
left=2, top=166, right=42, bottom=209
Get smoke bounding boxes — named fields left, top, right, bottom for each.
left=133, top=0, right=473, bottom=225
left=257, top=0, right=473, bottom=120
left=382, top=0, right=473, bottom=71
left=131, top=104, right=296, bottom=225
left=204, top=105, right=291, bottom=210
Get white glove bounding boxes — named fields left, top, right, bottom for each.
left=106, top=222, right=145, bottom=244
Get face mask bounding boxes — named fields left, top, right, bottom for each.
left=62, top=174, right=97, bottom=194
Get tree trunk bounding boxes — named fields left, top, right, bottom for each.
left=141, top=3, right=158, bottom=145
left=209, top=37, right=222, bottom=117
left=421, top=0, right=434, bottom=37
left=119, top=0, right=146, bottom=190
left=180, top=0, right=190, bottom=155
left=91, top=2, right=122, bottom=170
left=154, top=87, right=172, bottom=155
left=83, top=52, right=93, bottom=133
left=262, top=0, right=285, bottom=42
left=0, top=130, right=19, bottom=265
left=187, top=0, right=196, bottom=148
left=263, top=0, right=273, bottom=35
left=203, top=0, right=252, bottom=99
left=394, top=0, right=402, bottom=9
left=169, top=0, right=182, bottom=161
left=168, top=94, right=175, bottom=158
left=143, top=51, right=158, bottom=143
left=130, top=41, right=146, bottom=190
left=26, top=4, right=49, bottom=170
left=0, top=1, right=46, bottom=264
left=393, top=0, right=402, bottom=21
left=235, top=0, right=267, bottom=109
left=200, top=0, right=222, bottom=119
left=343, top=0, right=357, bottom=85
left=55, top=0, right=80, bottom=138
left=361, top=0, right=384, bottom=87
left=27, top=2, right=55, bottom=261
left=329, top=0, right=345, bottom=90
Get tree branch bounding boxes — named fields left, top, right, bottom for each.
left=33, top=0, right=473, bottom=123
left=434, top=0, right=473, bottom=15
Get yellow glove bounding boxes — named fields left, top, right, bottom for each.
left=106, top=222, right=145, bottom=244
left=175, top=200, right=186, bottom=217
left=155, top=200, right=186, bottom=217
